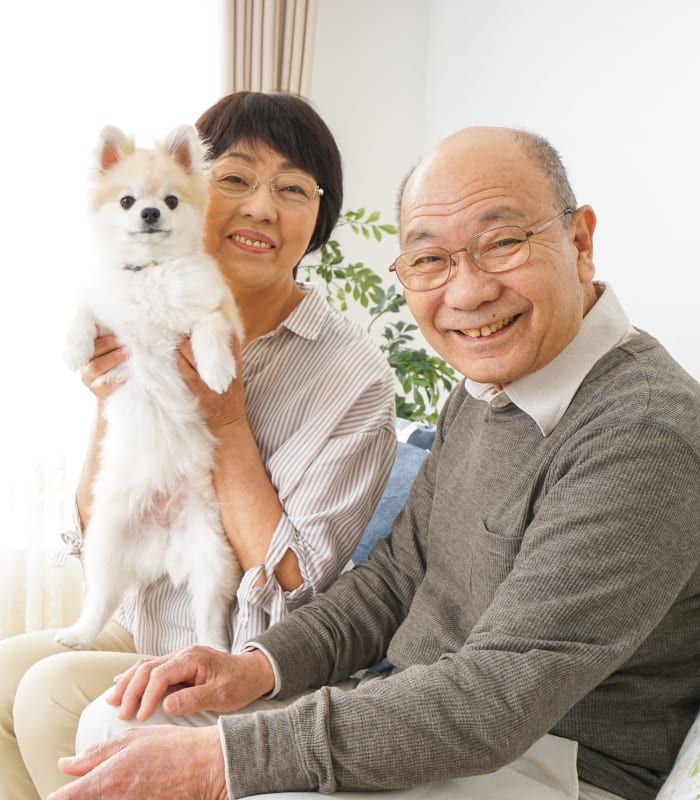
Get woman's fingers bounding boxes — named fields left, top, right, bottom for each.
left=80, top=334, right=128, bottom=397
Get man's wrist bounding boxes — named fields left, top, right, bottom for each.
left=217, top=718, right=234, bottom=799
left=242, top=644, right=281, bottom=698
left=201, top=724, right=229, bottom=800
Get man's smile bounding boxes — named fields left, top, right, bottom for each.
left=453, top=314, right=519, bottom=339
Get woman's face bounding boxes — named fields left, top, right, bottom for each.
left=203, top=140, right=321, bottom=295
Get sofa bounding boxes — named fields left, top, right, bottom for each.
left=656, top=718, right=700, bottom=798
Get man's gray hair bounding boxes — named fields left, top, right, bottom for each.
left=513, top=129, right=577, bottom=214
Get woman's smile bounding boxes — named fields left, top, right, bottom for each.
left=229, top=229, right=275, bottom=252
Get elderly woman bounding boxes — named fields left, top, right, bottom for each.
left=0, top=91, right=396, bottom=799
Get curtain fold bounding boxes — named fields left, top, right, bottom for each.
left=231, top=0, right=318, bottom=95
left=0, top=451, right=83, bottom=639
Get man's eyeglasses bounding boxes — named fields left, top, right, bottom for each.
left=211, top=162, right=323, bottom=207
left=389, top=208, right=574, bottom=292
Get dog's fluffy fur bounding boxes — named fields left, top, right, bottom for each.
left=55, top=125, right=243, bottom=651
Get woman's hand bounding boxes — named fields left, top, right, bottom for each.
left=50, top=725, right=228, bottom=800
left=177, top=334, right=246, bottom=434
left=80, top=333, right=129, bottom=402
left=107, top=645, right=275, bottom=721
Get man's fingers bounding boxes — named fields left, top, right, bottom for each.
left=111, top=647, right=234, bottom=720
left=108, top=658, right=151, bottom=705
left=133, top=655, right=205, bottom=721
left=135, top=668, right=183, bottom=721
left=56, top=753, right=93, bottom=778
left=110, top=657, right=163, bottom=719
left=162, top=684, right=215, bottom=716
left=57, top=737, right=120, bottom=777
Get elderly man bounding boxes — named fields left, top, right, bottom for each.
left=49, top=127, right=699, bottom=800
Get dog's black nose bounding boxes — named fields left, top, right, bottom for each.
left=141, top=207, right=160, bottom=225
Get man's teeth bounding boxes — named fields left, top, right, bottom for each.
left=232, top=234, right=272, bottom=249
left=462, top=315, right=516, bottom=338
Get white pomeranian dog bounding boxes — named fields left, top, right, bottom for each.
left=55, top=124, right=243, bottom=651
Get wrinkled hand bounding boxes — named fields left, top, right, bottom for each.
left=177, top=334, right=246, bottom=433
left=80, top=333, right=129, bottom=401
left=48, top=724, right=227, bottom=800
left=108, top=645, right=275, bottom=722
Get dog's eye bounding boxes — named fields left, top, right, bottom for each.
left=164, top=195, right=179, bottom=210
left=120, top=196, right=135, bottom=210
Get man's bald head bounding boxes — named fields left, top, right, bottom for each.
left=398, top=127, right=576, bottom=231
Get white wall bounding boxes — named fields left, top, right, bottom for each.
left=311, top=0, right=429, bottom=225
left=308, top=0, right=430, bottom=340
left=311, top=0, right=699, bottom=378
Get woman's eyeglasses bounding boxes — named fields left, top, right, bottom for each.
left=212, top=162, right=323, bottom=207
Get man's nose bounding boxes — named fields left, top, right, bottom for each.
left=442, top=251, right=501, bottom=306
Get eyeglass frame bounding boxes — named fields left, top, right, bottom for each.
left=211, top=161, right=324, bottom=206
left=389, top=207, right=575, bottom=292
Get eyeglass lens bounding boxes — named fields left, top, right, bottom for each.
left=396, top=227, right=531, bottom=290
left=212, top=163, right=320, bottom=205
left=393, top=209, right=572, bottom=291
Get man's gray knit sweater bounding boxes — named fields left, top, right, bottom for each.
left=221, top=331, right=700, bottom=800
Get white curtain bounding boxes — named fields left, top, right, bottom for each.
left=228, top=0, right=318, bottom=94
left=0, top=448, right=83, bottom=639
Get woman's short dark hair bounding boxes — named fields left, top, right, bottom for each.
left=196, top=91, right=343, bottom=255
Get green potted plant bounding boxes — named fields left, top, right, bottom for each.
left=300, top=209, right=458, bottom=424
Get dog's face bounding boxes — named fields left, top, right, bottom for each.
left=90, top=125, right=211, bottom=268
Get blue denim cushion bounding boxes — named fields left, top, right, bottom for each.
left=351, top=440, right=431, bottom=563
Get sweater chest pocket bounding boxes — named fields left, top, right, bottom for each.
left=469, top=521, right=523, bottom=610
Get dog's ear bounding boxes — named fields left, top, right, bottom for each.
left=97, top=126, right=135, bottom=172
left=162, top=125, right=210, bottom=175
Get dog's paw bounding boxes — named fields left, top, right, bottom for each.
left=197, top=353, right=236, bottom=394
left=64, top=319, right=96, bottom=371
left=54, top=627, right=91, bottom=650
left=64, top=339, right=94, bottom=372
left=190, top=315, right=237, bottom=393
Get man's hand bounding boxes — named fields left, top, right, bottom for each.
left=48, top=725, right=228, bottom=800
left=108, top=645, right=275, bottom=721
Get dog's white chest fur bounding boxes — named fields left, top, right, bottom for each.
left=56, top=124, right=243, bottom=652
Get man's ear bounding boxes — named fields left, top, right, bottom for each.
left=572, top=205, right=596, bottom=282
